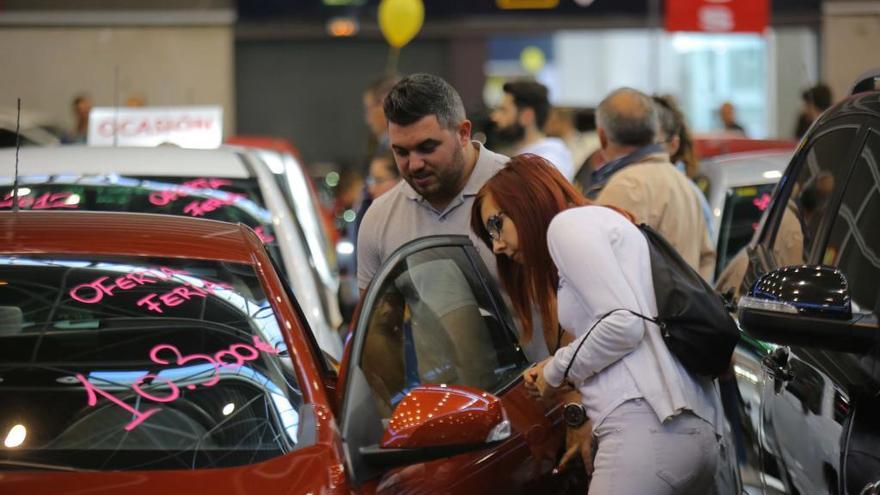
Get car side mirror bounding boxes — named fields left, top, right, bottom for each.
left=359, top=384, right=511, bottom=469
left=738, top=265, right=874, bottom=351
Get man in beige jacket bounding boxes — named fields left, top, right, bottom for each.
left=590, top=87, right=716, bottom=280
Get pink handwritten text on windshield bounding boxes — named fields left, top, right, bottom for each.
left=78, top=336, right=280, bottom=431
left=753, top=193, right=771, bottom=212
left=0, top=191, right=79, bottom=210
left=148, top=178, right=234, bottom=206
left=254, top=225, right=276, bottom=244
left=182, top=193, right=246, bottom=217
left=69, top=266, right=232, bottom=314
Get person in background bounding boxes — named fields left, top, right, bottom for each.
left=794, top=83, right=832, bottom=138
left=545, top=106, right=600, bottom=180
left=652, top=94, right=714, bottom=237
left=64, top=94, right=92, bottom=144
left=719, top=102, right=746, bottom=135
left=125, top=93, right=147, bottom=107
left=366, top=151, right=400, bottom=200
left=590, top=87, right=715, bottom=281
left=490, top=80, right=574, bottom=180
left=353, top=74, right=401, bottom=239
left=363, top=74, right=401, bottom=158
left=473, top=155, right=722, bottom=494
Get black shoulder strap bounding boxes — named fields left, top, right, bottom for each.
left=562, top=308, right=661, bottom=383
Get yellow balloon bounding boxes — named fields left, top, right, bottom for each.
left=378, top=0, right=425, bottom=48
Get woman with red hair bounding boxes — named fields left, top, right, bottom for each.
left=471, top=154, right=722, bottom=494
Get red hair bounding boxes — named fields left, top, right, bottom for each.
left=472, top=154, right=634, bottom=346
left=471, top=154, right=587, bottom=345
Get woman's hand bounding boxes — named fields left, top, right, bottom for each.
left=534, top=362, right=563, bottom=399
left=555, top=420, right=594, bottom=477
left=523, top=358, right=551, bottom=399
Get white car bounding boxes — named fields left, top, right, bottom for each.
left=0, top=109, right=62, bottom=148
left=0, top=145, right=343, bottom=360
left=701, top=149, right=794, bottom=280
left=225, top=145, right=340, bottom=327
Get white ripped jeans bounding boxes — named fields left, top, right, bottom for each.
left=588, top=399, right=719, bottom=495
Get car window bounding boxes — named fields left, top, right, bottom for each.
left=0, top=254, right=303, bottom=471
left=767, top=127, right=858, bottom=267
left=359, top=246, right=529, bottom=419
left=0, top=178, right=281, bottom=266
left=716, top=182, right=777, bottom=278
left=822, top=128, right=880, bottom=316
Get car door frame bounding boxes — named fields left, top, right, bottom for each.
left=744, top=115, right=873, bottom=495
left=337, top=234, right=533, bottom=486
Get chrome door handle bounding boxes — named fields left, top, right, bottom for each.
left=762, top=347, right=794, bottom=392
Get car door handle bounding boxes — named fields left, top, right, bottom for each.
left=762, top=347, right=794, bottom=392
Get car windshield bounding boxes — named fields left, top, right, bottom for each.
left=716, top=183, right=777, bottom=278
left=0, top=254, right=303, bottom=471
left=0, top=177, right=281, bottom=267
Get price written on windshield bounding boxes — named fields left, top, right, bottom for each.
left=77, top=336, right=281, bottom=431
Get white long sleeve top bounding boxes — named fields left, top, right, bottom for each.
left=542, top=206, right=723, bottom=432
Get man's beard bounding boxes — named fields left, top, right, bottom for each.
left=494, top=122, right=526, bottom=146
left=408, top=144, right=467, bottom=206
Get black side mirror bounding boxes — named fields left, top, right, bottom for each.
left=738, top=265, right=875, bottom=352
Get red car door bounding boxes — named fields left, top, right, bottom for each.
left=337, top=236, right=581, bottom=494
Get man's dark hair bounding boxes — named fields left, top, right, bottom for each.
left=383, top=73, right=465, bottom=129
left=802, top=84, right=833, bottom=110
left=596, top=87, right=658, bottom=147
left=502, top=80, right=551, bottom=130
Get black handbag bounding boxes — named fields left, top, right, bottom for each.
left=563, top=223, right=740, bottom=382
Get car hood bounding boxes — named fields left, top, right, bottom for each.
left=0, top=444, right=346, bottom=495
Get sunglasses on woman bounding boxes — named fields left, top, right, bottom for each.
left=486, top=211, right=506, bottom=241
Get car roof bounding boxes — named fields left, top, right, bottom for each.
left=702, top=149, right=793, bottom=190
left=0, top=211, right=260, bottom=264
left=0, top=145, right=251, bottom=179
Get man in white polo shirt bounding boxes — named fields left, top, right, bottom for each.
left=357, top=73, right=510, bottom=388
left=356, top=74, right=590, bottom=476
left=357, top=74, right=508, bottom=293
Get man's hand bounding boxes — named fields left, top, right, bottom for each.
left=555, top=420, right=594, bottom=476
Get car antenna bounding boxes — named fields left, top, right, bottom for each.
left=12, top=98, right=22, bottom=213
left=113, top=65, right=120, bottom=147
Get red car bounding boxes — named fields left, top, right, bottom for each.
left=0, top=211, right=576, bottom=494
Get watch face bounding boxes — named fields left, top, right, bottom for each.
left=563, top=403, right=586, bottom=427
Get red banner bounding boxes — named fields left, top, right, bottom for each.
left=665, top=0, right=769, bottom=33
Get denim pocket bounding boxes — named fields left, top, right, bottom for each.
left=651, top=426, right=708, bottom=490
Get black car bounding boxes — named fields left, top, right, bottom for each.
left=731, top=70, right=880, bottom=495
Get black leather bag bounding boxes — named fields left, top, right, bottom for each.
left=638, top=223, right=740, bottom=377
left=563, top=224, right=739, bottom=381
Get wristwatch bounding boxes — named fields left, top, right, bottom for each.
left=562, top=402, right=587, bottom=428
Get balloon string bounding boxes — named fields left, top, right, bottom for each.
left=387, top=47, right=400, bottom=74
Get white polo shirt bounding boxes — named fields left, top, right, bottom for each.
left=357, top=141, right=508, bottom=291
